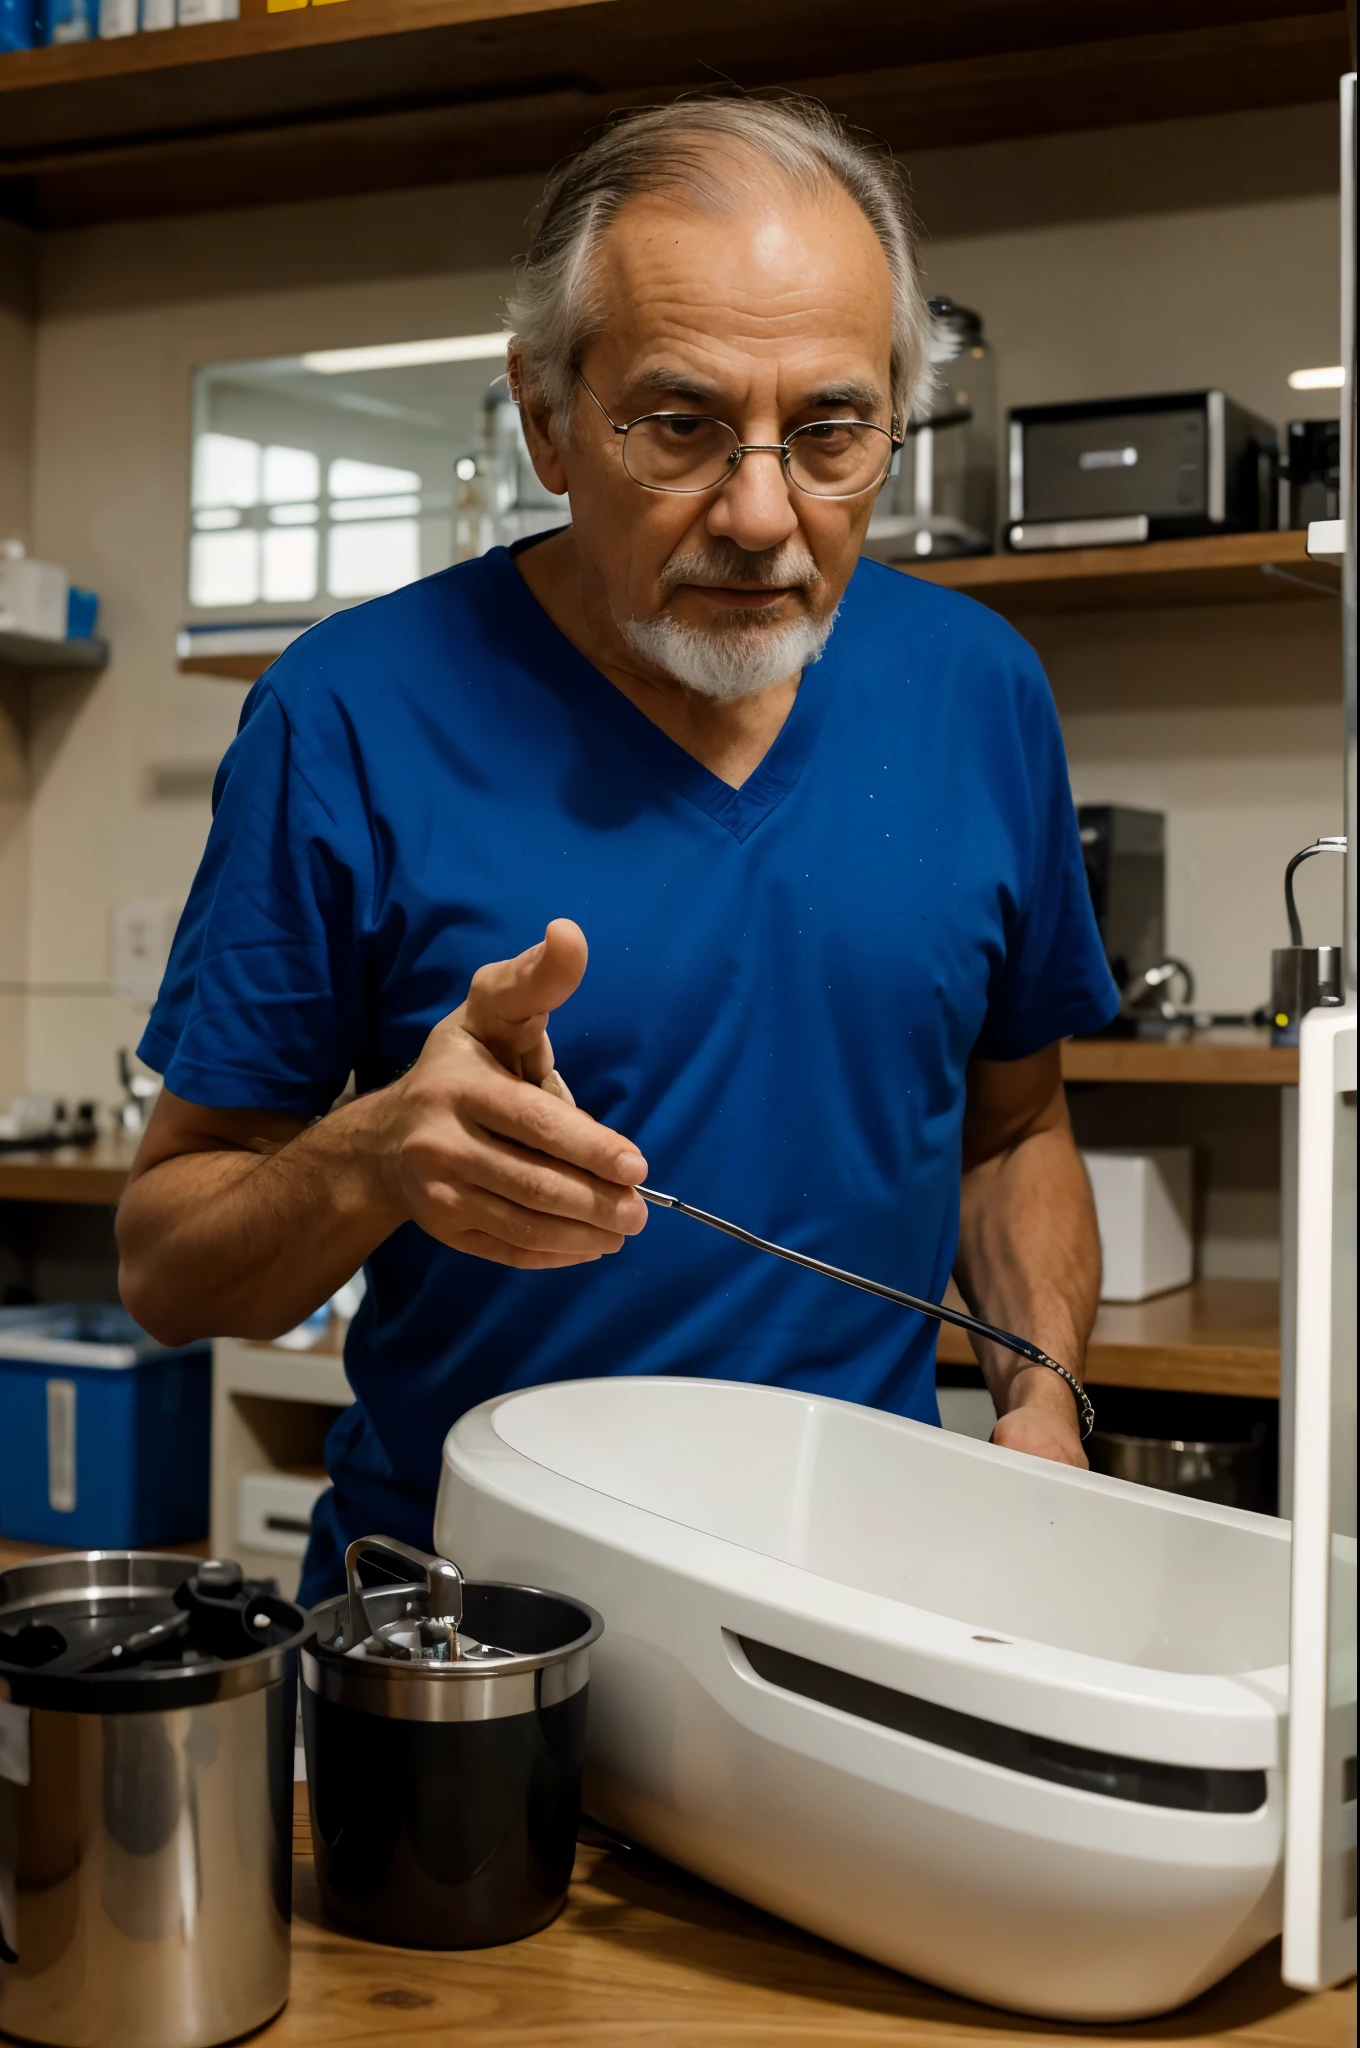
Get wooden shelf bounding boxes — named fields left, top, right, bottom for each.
left=0, top=629, right=107, bottom=674
left=183, top=533, right=1343, bottom=687
left=1062, top=1029, right=1297, bottom=1085
left=938, top=1278, right=1280, bottom=1398
left=899, top=530, right=1343, bottom=618
left=0, top=0, right=1348, bottom=228
left=0, top=1131, right=139, bottom=1204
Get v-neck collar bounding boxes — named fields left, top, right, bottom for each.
left=488, top=541, right=834, bottom=844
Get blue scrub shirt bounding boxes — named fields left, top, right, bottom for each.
left=142, top=545, right=1117, bottom=1600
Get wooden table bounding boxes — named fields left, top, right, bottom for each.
left=277, top=1789, right=1353, bottom=2048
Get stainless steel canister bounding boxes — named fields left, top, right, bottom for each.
left=0, top=1552, right=307, bottom=2048
left=302, top=1537, right=603, bottom=1949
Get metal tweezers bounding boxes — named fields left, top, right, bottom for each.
left=637, top=1186, right=1095, bottom=1439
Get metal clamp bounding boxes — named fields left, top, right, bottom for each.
left=343, top=1536, right=463, bottom=1651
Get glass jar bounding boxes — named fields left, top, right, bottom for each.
left=865, top=297, right=998, bottom=561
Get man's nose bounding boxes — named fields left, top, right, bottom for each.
left=705, top=447, right=800, bottom=554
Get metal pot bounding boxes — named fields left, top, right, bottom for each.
left=302, top=1536, right=602, bottom=1950
left=0, top=1551, right=307, bottom=2048
left=1087, top=1423, right=1268, bottom=1510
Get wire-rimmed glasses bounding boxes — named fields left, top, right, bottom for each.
left=577, top=372, right=899, bottom=500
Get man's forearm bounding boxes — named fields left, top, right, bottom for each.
left=117, top=1094, right=405, bottom=1346
left=953, top=1119, right=1101, bottom=1418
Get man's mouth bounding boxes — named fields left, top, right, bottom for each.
left=656, top=542, right=820, bottom=619
left=677, top=584, right=794, bottom=611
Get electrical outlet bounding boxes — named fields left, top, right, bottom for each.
left=112, top=900, right=180, bottom=1006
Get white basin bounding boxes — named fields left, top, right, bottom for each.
left=436, top=1377, right=1345, bottom=2018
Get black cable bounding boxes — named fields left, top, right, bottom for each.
left=637, top=1187, right=1095, bottom=1437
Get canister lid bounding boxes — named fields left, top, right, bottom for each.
left=0, top=1552, right=309, bottom=1713
left=304, top=1560, right=603, bottom=1723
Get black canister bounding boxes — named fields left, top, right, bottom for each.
left=301, top=1536, right=602, bottom=1950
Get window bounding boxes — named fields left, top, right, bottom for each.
left=189, top=340, right=566, bottom=616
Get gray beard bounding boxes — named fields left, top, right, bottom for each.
left=622, top=539, right=837, bottom=703
left=622, top=607, right=837, bottom=703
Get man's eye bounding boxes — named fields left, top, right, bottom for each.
left=803, top=421, right=856, bottom=444
left=661, top=416, right=707, bottom=439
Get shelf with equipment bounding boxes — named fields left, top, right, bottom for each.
left=897, top=529, right=1342, bottom=618
left=180, top=531, right=1346, bottom=687
left=0, top=0, right=1348, bottom=229
left=211, top=1332, right=352, bottom=1597
left=0, top=1031, right=1294, bottom=1209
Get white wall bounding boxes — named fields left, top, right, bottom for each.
left=13, top=110, right=1347, bottom=1108
left=0, top=220, right=37, bottom=1097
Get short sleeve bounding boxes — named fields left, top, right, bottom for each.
left=138, top=682, right=371, bottom=1115
left=971, top=652, right=1119, bottom=1062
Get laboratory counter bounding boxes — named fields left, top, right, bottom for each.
left=276, top=1787, right=1354, bottom=2048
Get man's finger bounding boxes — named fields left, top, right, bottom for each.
left=454, top=1231, right=601, bottom=1271
left=422, top=1180, right=627, bottom=1258
left=459, top=1128, right=645, bottom=1232
left=535, top=1054, right=573, bottom=1101
left=463, top=919, right=588, bottom=1070
left=463, top=1059, right=647, bottom=1188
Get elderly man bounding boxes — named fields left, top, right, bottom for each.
left=118, top=97, right=1117, bottom=1603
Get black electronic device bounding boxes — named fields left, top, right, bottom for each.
left=1006, top=392, right=1277, bottom=551
left=1281, top=418, right=1341, bottom=528
left=1076, top=805, right=1165, bottom=998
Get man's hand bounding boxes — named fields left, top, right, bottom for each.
left=990, top=1366, right=1088, bottom=1470
left=373, top=918, right=649, bottom=1269
left=117, top=918, right=648, bottom=1345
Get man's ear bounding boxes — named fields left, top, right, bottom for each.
left=509, top=351, right=570, bottom=498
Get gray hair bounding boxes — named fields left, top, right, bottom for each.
left=508, top=95, right=931, bottom=432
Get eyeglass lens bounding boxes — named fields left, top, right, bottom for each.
left=621, top=415, right=893, bottom=497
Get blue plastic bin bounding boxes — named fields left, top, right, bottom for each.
left=0, top=1306, right=211, bottom=1548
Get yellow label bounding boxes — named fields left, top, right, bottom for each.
left=267, top=0, right=309, bottom=11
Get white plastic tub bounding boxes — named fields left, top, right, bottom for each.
left=437, top=1377, right=1348, bottom=2019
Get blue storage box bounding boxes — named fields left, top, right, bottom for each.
left=0, top=1306, right=211, bottom=1548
